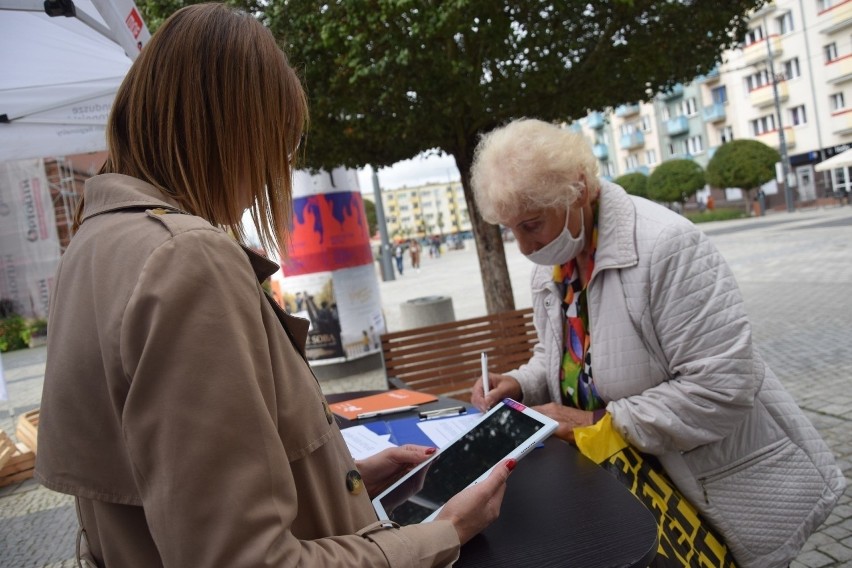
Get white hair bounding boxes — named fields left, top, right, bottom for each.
left=471, top=118, right=600, bottom=225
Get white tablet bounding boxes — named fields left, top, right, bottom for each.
left=371, top=398, right=557, bottom=525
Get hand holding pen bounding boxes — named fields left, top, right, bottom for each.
left=470, top=368, right=523, bottom=412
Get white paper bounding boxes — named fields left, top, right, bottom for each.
left=417, top=413, right=482, bottom=447
left=340, top=425, right=396, bottom=460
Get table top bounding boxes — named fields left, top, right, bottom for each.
left=329, top=392, right=658, bottom=568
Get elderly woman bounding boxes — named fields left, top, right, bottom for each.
left=469, top=118, right=845, bottom=568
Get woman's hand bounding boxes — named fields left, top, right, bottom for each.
left=436, top=459, right=515, bottom=544
left=470, top=373, right=522, bottom=412
left=532, top=403, right=595, bottom=443
left=355, top=445, right=437, bottom=498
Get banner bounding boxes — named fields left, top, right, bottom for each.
left=274, top=168, right=384, bottom=364
left=0, top=159, right=61, bottom=319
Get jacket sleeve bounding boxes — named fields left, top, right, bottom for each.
left=608, top=221, right=763, bottom=454
left=507, top=266, right=554, bottom=405
left=119, top=230, right=458, bottom=568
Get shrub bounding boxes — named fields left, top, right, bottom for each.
left=0, top=315, right=28, bottom=352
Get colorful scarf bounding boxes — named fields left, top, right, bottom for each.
left=554, top=207, right=605, bottom=411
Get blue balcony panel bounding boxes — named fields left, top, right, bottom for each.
left=593, top=144, right=609, bottom=160
left=626, top=165, right=650, bottom=176
left=619, top=131, right=645, bottom=150
left=703, top=103, right=726, bottom=123
left=615, top=103, right=640, bottom=117
left=666, top=115, right=689, bottom=137
left=587, top=112, right=605, bottom=129
left=660, top=84, right=684, bottom=100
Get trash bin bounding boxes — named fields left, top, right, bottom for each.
left=400, top=296, right=455, bottom=329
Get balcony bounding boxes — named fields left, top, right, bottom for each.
left=703, top=103, right=727, bottom=123
left=757, top=127, right=796, bottom=150
left=619, top=131, right=645, bottom=150
left=593, top=144, right=609, bottom=160
left=831, top=109, right=852, bottom=135
left=665, top=115, right=689, bottom=137
left=567, top=121, right=583, bottom=133
left=625, top=165, right=650, bottom=176
left=659, top=84, right=684, bottom=100
left=749, top=81, right=788, bottom=108
left=826, top=54, right=852, bottom=85
left=742, top=35, right=783, bottom=66
left=750, top=1, right=776, bottom=18
left=587, top=112, right=605, bottom=129
left=699, top=67, right=720, bottom=84
left=615, top=103, right=640, bottom=117
left=820, top=0, right=852, bottom=34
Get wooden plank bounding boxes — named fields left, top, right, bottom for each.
left=380, top=308, right=537, bottom=398
left=0, top=467, right=35, bottom=488
left=0, top=430, right=16, bottom=471
left=16, top=409, right=39, bottom=454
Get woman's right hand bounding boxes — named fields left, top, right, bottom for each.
left=436, top=459, right=515, bottom=544
left=470, top=373, right=522, bottom=412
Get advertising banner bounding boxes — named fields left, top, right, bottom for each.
left=275, top=168, right=384, bottom=364
left=0, top=159, right=61, bottom=319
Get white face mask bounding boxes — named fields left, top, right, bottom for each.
left=524, top=207, right=585, bottom=266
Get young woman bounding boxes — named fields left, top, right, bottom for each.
left=35, top=5, right=511, bottom=566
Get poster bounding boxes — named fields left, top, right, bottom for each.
left=0, top=159, right=61, bottom=319
left=274, top=168, right=385, bottom=364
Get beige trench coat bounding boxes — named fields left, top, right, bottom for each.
left=35, top=174, right=459, bottom=567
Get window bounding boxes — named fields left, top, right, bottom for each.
left=719, top=125, right=734, bottom=144
left=681, top=98, right=698, bottom=116
left=640, top=115, right=652, bottom=132
left=825, top=43, right=839, bottom=63
left=601, top=162, right=615, bottom=177
left=645, top=149, right=657, bottom=165
left=620, top=123, right=636, bottom=136
left=830, top=92, right=846, bottom=111
left=711, top=86, right=728, bottom=105
left=625, top=154, right=640, bottom=170
left=660, top=106, right=671, bottom=121
left=776, top=12, right=794, bottom=35
left=818, top=0, right=835, bottom=13
left=783, top=57, right=801, bottom=80
left=745, top=26, right=764, bottom=46
left=745, top=70, right=771, bottom=92
left=687, top=135, right=704, bottom=155
left=790, top=105, right=807, bottom=126
left=399, top=205, right=410, bottom=212
left=751, top=115, right=776, bottom=136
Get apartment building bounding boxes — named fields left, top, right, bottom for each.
left=380, top=180, right=472, bottom=240
left=574, top=0, right=852, bottom=205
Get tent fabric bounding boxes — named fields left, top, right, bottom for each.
left=0, top=0, right=147, bottom=162
left=815, top=148, right=852, bottom=172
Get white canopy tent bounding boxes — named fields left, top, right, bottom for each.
left=0, top=0, right=149, bottom=162
left=815, top=148, right=852, bottom=172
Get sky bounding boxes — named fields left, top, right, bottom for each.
left=356, top=151, right=460, bottom=194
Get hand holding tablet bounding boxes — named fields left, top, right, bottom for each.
left=372, top=399, right=557, bottom=526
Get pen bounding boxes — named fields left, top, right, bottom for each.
left=481, top=352, right=490, bottom=396
left=355, top=405, right=418, bottom=420
left=419, top=406, right=467, bottom=420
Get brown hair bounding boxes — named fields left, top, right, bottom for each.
left=82, top=3, right=307, bottom=254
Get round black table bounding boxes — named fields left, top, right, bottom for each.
left=329, top=392, right=658, bottom=567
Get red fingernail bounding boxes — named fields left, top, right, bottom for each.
left=506, top=459, right=517, bottom=471
left=425, top=447, right=437, bottom=455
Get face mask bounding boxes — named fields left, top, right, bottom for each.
left=524, top=207, right=585, bottom=266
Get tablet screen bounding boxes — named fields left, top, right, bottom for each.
left=375, top=401, right=551, bottom=525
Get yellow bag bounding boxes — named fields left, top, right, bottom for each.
left=575, top=414, right=737, bottom=568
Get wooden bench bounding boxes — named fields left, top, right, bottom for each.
left=380, top=307, right=537, bottom=402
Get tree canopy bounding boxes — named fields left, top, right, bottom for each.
left=614, top=172, right=649, bottom=199
left=706, top=139, right=780, bottom=192
left=647, top=159, right=705, bottom=205
left=137, top=0, right=767, bottom=313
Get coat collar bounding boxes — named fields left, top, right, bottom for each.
left=591, top=178, right=639, bottom=274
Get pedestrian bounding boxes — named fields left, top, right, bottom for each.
left=409, top=239, right=421, bottom=272
left=35, top=5, right=512, bottom=566
left=394, top=243, right=404, bottom=275
left=468, top=118, right=845, bottom=568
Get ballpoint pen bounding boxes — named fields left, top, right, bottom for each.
left=355, top=405, right=418, bottom=420
left=481, top=352, right=490, bottom=395
left=419, top=406, right=467, bottom=420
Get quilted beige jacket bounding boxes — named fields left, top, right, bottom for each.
left=509, top=179, right=845, bottom=567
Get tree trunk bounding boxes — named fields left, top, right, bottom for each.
left=453, top=150, right=515, bottom=314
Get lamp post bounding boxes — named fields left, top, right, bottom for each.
left=764, top=20, right=796, bottom=213
left=371, top=168, right=395, bottom=281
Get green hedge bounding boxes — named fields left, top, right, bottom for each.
left=0, top=315, right=48, bottom=352
left=685, top=208, right=747, bottom=224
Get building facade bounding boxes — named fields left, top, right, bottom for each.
left=573, top=0, right=852, bottom=208
left=379, top=180, right=472, bottom=240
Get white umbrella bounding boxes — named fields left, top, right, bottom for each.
left=815, top=147, right=852, bottom=172
left=0, top=0, right=149, bottom=161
